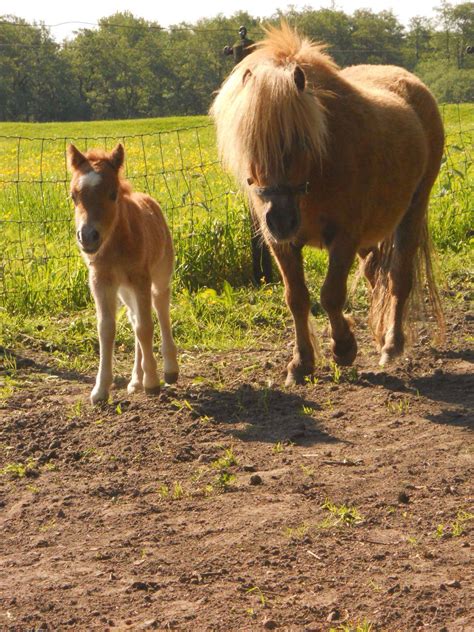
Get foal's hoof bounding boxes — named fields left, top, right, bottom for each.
left=90, top=388, right=109, bottom=405
left=332, top=335, right=358, bottom=366
left=164, top=371, right=179, bottom=385
left=127, top=381, right=143, bottom=395
left=145, top=384, right=161, bottom=396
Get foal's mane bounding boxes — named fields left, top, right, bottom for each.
left=84, top=149, right=132, bottom=195
left=210, top=22, right=337, bottom=185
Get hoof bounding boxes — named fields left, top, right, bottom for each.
left=286, top=358, right=314, bottom=386
left=380, top=331, right=404, bottom=366
left=332, top=335, right=357, bottom=366
left=127, top=381, right=143, bottom=395
left=90, top=388, right=109, bottom=405
left=379, top=345, right=402, bottom=366
left=164, top=371, right=179, bottom=385
left=145, top=384, right=161, bottom=396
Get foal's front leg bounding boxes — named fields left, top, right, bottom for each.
left=90, top=276, right=117, bottom=404
left=271, top=244, right=315, bottom=385
left=320, top=236, right=358, bottom=366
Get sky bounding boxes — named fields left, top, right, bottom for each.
left=2, top=0, right=450, bottom=42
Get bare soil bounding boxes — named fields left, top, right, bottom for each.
left=1, top=301, right=473, bottom=632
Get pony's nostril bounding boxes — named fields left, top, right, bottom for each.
left=266, top=211, right=277, bottom=235
left=289, top=214, right=299, bottom=231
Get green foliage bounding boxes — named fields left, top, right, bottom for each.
left=320, top=498, right=364, bottom=527
left=416, top=59, right=474, bottom=102
left=1, top=3, right=473, bottom=121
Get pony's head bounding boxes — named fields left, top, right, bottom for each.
left=67, top=144, right=125, bottom=256
left=210, top=22, right=335, bottom=243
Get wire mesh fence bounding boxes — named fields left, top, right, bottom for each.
left=0, top=122, right=254, bottom=313
left=0, top=104, right=472, bottom=315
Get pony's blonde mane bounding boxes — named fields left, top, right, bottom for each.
left=210, top=22, right=337, bottom=186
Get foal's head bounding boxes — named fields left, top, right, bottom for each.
left=67, top=144, right=125, bottom=255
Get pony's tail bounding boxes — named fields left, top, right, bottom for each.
left=366, top=212, right=445, bottom=353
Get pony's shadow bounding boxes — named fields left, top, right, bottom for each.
left=409, top=371, right=473, bottom=430
left=187, top=383, right=341, bottom=446
left=361, top=364, right=473, bottom=430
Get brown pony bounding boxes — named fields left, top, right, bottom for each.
left=211, top=23, right=445, bottom=385
left=67, top=144, right=178, bottom=404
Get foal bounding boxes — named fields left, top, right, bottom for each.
left=67, top=143, right=178, bottom=404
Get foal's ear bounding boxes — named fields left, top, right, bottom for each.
left=109, top=144, right=125, bottom=171
left=294, top=65, right=306, bottom=91
left=67, top=144, right=87, bottom=171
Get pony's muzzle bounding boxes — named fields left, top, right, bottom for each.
left=265, top=205, right=300, bottom=242
left=77, top=225, right=100, bottom=254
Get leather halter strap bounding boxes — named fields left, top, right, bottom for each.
left=247, top=178, right=310, bottom=196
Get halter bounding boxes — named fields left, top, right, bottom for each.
left=247, top=178, right=310, bottom=197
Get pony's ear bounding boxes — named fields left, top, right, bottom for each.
left=67, top=144, right=87, bottom=171
left=242, top=69, right=253, bottom=85
left=109, top=144, right=125, bottom=171
left=294, top=65, right=306, bottom=91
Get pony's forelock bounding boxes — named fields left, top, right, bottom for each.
left=210, top=23, right=335, bottom=186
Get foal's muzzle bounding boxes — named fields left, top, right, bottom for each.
left=77, top=225, right=101, bottom=254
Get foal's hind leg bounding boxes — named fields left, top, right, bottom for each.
left=271, top=244, right=314, bottom=385
left=379, top=190, right=427, bottom=365
left=151, top=271, right=178, bottom=385
left=126, top=309, right=144, bottom=394
left=320, top=236, right=358, bottom=366
left=130, top=281, right=161, bottom=394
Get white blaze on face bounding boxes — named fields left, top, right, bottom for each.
left=78, top=171, right=102, bottom=193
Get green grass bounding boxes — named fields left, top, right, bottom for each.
left=0, top=106, right=472, bottom=316
left=0, top=115, right=250, bottom=313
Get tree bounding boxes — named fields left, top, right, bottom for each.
left=0, top=16, right=80, bottom=121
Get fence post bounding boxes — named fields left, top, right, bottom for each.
left=223, top=26, right=274, bottom=284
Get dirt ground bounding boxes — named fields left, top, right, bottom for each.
left=1, top=298, right=473, bottom=632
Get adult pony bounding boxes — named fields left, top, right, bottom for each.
left=211, top=23, right=444, bottom=385
left=67, top=144, right=179, bottom=404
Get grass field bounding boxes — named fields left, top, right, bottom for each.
left=0, top=105, right=472, bottom=377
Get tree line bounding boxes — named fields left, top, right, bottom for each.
left=0, top=2, right=472, bottom=122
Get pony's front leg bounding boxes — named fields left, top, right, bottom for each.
left=321, top=236, right=358, bottom=366
left=134, top=284, right=161, bottom=395
left=90, top=277, right=117, bottom=404
left=271, top=244, right=315, bottom=385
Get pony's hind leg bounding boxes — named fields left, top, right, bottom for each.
left=151, top=274, right=178, bottom=385
left=379, top=187, right=429, bottom=365
left=320, top=235, right=358, bottom=366
left=271, top=244, right=315, bottom=385
left=358, top=247, right=380, bottom=289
